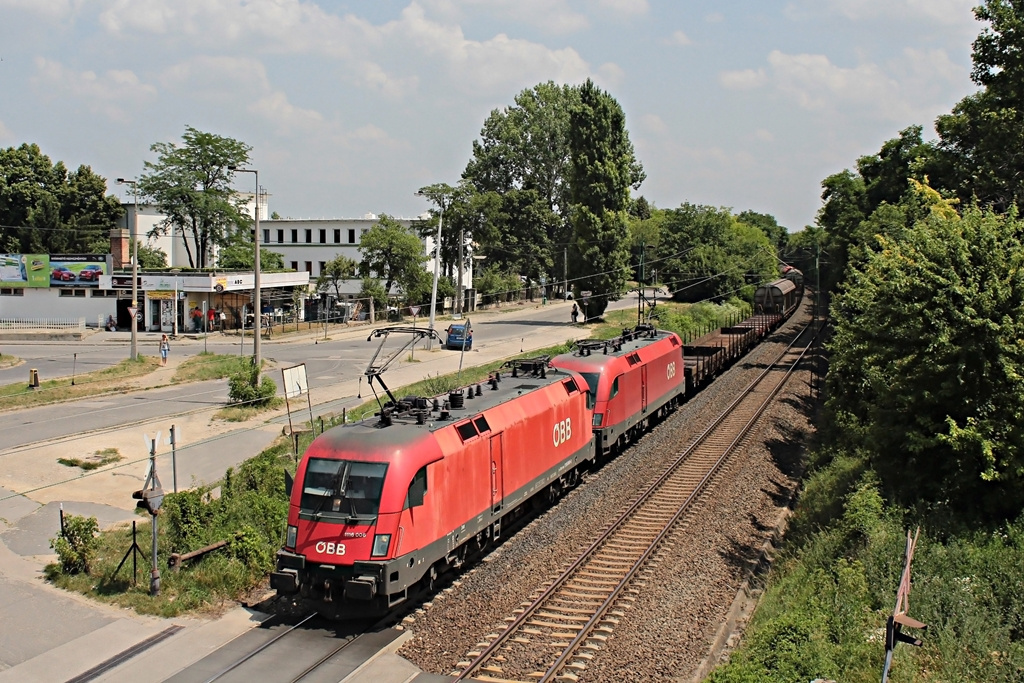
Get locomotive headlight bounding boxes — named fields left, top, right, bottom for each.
left=286, top=525, right=297, bottom=550
left=371, top=534, right=391, bottom=557
left=592, top=413, right=603, bottom=427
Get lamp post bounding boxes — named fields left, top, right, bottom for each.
left=229, top=167, right=261, bottom=367
left=416, top=191, right=445, bottom=350
left=116, top=178, right=139, bottom=361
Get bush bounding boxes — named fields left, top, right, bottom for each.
left=227, top=358, right=277, bottom=407
left=50, top=514, right=99, bottom=574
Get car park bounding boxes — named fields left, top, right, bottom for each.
left=51, top=266, right=76, bottom=281
left=445, top=322, right=473, bottom=350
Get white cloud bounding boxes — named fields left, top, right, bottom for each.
left=597, top=61, right=625, bottom=86
left=705, top=12, right=724, bottom=23
left=31, top=58, right=157, bottom=122
left=719, top=68, right=766, bottom=90
left=667, top=30, right=691, bottom=46
left=817, top=0, right=975, bottom=25
left=721, top=48, right=967, bottom=122
left=597, top=0, right=649, bottom=16
left=0, top=119, right=12, bottom=143
left=755, top=129, right=774, bottom=142
left=420, top=0, right=589, bottom=34
left=641, top=114, right=668, bottom=134
left=249, top=92, right=324, bottom=135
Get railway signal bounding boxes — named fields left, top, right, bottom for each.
left=133, top=434, right=164, bottom=595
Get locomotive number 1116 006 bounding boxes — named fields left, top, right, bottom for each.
left=552, top=418, right=573, bottom=447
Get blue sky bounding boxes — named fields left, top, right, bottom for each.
left=0, top=0, right=981, bottom=231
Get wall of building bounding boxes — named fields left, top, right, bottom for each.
left=0, top=288, right=118, bottom=326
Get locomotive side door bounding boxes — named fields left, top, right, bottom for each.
left=490, top=433, right=504, bottom=514
left=641, top=365, right=648, bottom=413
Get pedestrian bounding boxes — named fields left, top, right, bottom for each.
left=191, top=306, right=203, bottom=332
left=571, top=303, right=579, bottom=324
left=207, top=307, right=216, bottom=333
left=106, top=314, right=116, bottom=331
left=219, top=310, right=226, bottom=332
left=159, top=334, right=170, bottom=366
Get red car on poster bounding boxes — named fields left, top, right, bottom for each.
left=77, top=264, right=104, bottom=281
left=51, top=266, right=76, bottom=281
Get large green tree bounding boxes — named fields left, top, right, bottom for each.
left=315, top=254, right=358, bottom=300
left=827, top=183, right=1024, bottom=516
left=937, top=0, right=1024, bottom=213
left=566, top=79, right=645, bottom=316
left=358, top=214, right=427, bottom=298
left=0, top=143, right=121, bottom=253
left=138, top=126, right=251, bottom=268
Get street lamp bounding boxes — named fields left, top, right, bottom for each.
left=116, top=178, right=139, bottom=361
left=229, top=166, right=261, bottom=367
left=416, top=190, right=445, bottom=349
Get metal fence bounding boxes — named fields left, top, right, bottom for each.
left=0, top=318, right=86, bottom=331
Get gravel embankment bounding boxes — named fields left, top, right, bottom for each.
left=397, top=303, right=817, bottom=681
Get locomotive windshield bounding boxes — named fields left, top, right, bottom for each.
left=300, top=458, right=388, bottom=522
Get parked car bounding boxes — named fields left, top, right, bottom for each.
left=445, top=322, right=473, bottom=350
left=77, top=264, right=104, bottom=281
left=51, top=266, right=76, bottom=282
left=30, top=259, right=45, bottom=271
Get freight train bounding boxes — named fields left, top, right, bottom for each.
left=271, top=282, right=800, bottom=618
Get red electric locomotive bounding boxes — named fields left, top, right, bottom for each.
left=550, top=323, right=686, bottom=457
left=271, top=352, right=595, bottom=619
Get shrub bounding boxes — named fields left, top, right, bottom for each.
left=50, top=514, right=99, bottom=574
left=227, top=358, right=277, bottom=407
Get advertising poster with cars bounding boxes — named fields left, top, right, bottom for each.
left=48, top=255, right=109, bottom=287
left=0, top=254, right=50, bottom=287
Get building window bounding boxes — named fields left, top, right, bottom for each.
left=0, top=288, right=24, bottom=296
left=333, top=229, right=341, bottom=243
left=305, top=261, right=312, bottom=274
left=318, top=261, right=326, bottom=274
left=348, top=229, right=356, bottom=243
left=91, top=290, right=118, bottom=298
left=59, top=289, right=87, bottom=297
left=263, top=229, right=270, bottom=244
left=319, top=229, right=326, bottom=244
left=305, top=229, right=312, bottom=244
left=277, top=229, right=284, bottom=243
left=291, top=229, right=298, bottom=243
left=291, top=261, right=299, bottom=271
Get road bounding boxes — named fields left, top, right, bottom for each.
left=0, top=296, right=648, bottom=452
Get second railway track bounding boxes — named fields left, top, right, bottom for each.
left=451, top=319, right=818, bottom=683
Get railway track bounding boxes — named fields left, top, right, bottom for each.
left=451, top=320, right=817, bottom=683
left=167, top=613, right=372, bottom=683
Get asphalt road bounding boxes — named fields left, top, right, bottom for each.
left=0, top=296, right=647, bottom=452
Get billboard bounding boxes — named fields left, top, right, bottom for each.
left=49, top=254, right=109, bottom=288
left=0, top=254, right=49, bottom=287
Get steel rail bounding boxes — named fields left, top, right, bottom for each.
left=454, top=319, right=817, bottom=682
left=202, top=613, right=316, bottom=683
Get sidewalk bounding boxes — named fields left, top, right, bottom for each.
left=0, top=300, right=582, bottom=682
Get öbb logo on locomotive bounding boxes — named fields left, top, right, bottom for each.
left=315, top=541, right=346, bottom=556
left=552, top=418, right=573, bottom=447
left=666, top=361, right=676, bottom=380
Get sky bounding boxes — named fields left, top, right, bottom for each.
left=0, top=0, right=984, bottom=231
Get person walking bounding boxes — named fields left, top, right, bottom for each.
left=159, top=334, right=170, bottom=366
left=571, top=303, right=579, bottom=324
left=207, top=307, right=216, bottom=333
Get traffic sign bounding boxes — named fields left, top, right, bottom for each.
left=127, top=307, right=138, bottom=320
left=409, top=305, right=421, bottom=317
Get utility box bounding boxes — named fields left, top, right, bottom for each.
left=28, top=368, right=39, bottom=389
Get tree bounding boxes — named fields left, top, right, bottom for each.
left=736, top=210, right=788, bottom=253
left=217, top=228, right=284, bottom=271
left=358, top=214, right=427, bottom=298
left=132, top=239, right=167, bottom=268
left=138, top=126, right=251, bottom=268
left=827, top=183, right=1024, bottom=517
left=0, top=143, right=122, bottom=253
left=566, top=79, right=645, bottom=317
left=316, top=254, right=358, bottom=300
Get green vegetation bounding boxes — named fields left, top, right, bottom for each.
left=58, top=448, right=122, bottom=471
left=226, top=358, right=278, bottom=408
left=0, top=356, right=160, bottom=411
left=172, top=352, right=250, bottom=383
left=45, top=446, right=295, bottom=617
left=50, top=514, right=99, bottom=575
left=714, top=4, right=1024, bottom=679
left=0, top=353, right=22, bottom=369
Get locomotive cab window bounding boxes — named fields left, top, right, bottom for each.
left=610, top=376, right=620, bottom=398
left=405, top=466, right=427, bottom=509
left=300, top=458, right=388, bottom=521
left=580, top=372, right=601, bottom=409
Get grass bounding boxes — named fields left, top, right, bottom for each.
left=0, top=356, right=161, bottom=412
left=213, top=398, right=284, bottom=422
left=0, top=353, right=22, bottom=369
left=172, top=352, right=251, bottom=383
left=58, top=448, right=122, bottom=471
